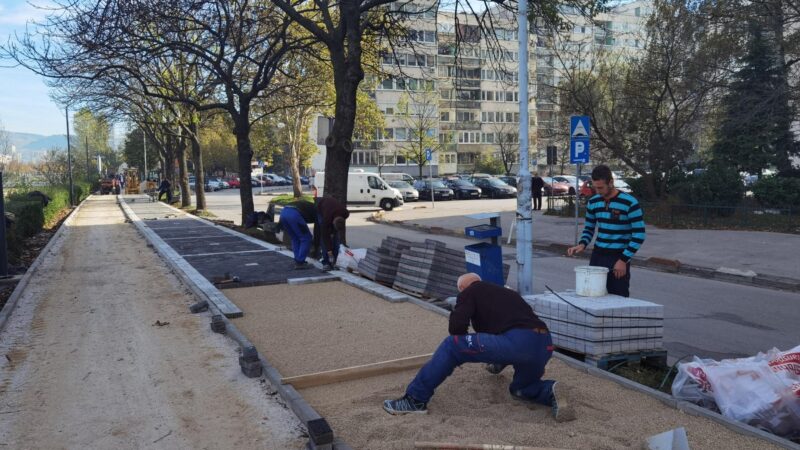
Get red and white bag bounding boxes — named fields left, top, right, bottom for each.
left=672, top=344, right=800, bottom=438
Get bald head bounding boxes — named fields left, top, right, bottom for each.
left=457, top=273, right=481, bottom=292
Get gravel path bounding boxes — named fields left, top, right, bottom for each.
left=0, top=196, right=305, bottom=449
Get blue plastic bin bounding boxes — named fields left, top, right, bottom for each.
left=464, top=242, right=504, bottom=286
left=465, top=224, right=502, bottom=239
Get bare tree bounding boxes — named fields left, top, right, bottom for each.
left=490, top=122, right=519, bottom=175
left=395, top=89, right=440, bottom=178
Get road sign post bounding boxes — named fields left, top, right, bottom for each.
left=570, top=116, right=590, bottom=245
left=426, top=148, right=434, bottom=209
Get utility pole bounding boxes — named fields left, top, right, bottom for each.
left=515, top=0, right=533, bottom=295
left=85, top=136, right=90, bottom=183
left=143, top=133, right=148, bottom=182
left=65, top=106, right=75, bottom=206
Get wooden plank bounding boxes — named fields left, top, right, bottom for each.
left=281, top=353, right=433, bottom=389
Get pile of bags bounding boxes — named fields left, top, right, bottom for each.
left=672, top=344, right=800, bottom=439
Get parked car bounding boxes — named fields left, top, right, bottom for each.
left=206, top=177, right=223, bottom=191
left=444, top=179, right=482, bottom=199
left=220, top=179, right=230, bottom=189
left=414, top=179, right=455, bottom=201
left=255, top=174, right=272, bottom=186
left=497, top=175, right=518, bottom=188
left=226, top=177, right=240, bottom=188
left=553, top=175, right=578, bottom=194
left=381, top=173, right=416, bottom=184
left=299, top=176, right=309, bottom=185
left=541, top=176, right=570, bottom=196
left=388, top=180, right=419, bottom=202
left=579, top=178, right=633, bottom=197
left=471, top=177, right=518, bottom=198
left=314, top=170, right=404, bottom=211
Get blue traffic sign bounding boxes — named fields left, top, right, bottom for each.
left=570, top=140, right=590, bottom=164
left=425, top=148, right=432, bottom=161
left=570, top=116, right=590, bottom=139
left=570, top=115, right=590, bottom=164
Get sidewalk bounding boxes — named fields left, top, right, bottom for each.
left=378, top=204, right=800, bottom=290
left=0, top=195, right=305, bottom=449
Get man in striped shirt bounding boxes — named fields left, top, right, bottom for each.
left=567, top=165, right=646, bottom=297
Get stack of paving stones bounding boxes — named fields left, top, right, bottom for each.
left=524, top=291, right=665, bottom=356
left=392, top=239, right=466, bottom=300
left=357, top=237, right=412, bottom=284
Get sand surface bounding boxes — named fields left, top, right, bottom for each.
left=227, top=282, right=447, bottom=376
left=0, top=196, right=306, bottom=449
left=226, top=280, right=782, bottom=450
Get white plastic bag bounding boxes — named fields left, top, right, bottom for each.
left=672, top=344, right=800, bottom=438
left=335, top=246, right=366, bottom=271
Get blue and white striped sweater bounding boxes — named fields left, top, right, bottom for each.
left=579, top=192, right=646, bottom=262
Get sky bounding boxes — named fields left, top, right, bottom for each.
left=0, top=0, right=66, bottom=136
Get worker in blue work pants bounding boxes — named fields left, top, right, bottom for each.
left=279, top=205, right=314, bottom=269
left=384, top=274, right=574, bottom=421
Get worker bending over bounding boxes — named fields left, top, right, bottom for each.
left=279, top=199, right=318, bottom=270
left=314, top=196, right=349, bottom=271
left=383, top=273, right=574, bottom=422
left=567, top=165, right=646, bottom=297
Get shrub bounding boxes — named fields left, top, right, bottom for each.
left=752, top=176, right=800, bottom=209
left=271, top=194, right=314, bottom=205
left=670, top=164, right=744, bottom=208
left=5, top=200, right=44, bottom=238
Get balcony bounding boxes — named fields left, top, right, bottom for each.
left=353, top=141, right=384, bottom=150
left=440, top=100, right=481, bottom=110
left=441, top=121, right=482, bottom=131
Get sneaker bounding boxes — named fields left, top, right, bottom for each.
left=550, top=382, right=576, bottom=422
left=382, top=395, right=428, bottom=415
left=293, top=261, right=310, bottom=270
left=485, top=363, right=506, bottom=374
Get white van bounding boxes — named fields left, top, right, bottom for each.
left=380, top=172, right=416, bottom=184
left=313, top=170, right=404, bottom=211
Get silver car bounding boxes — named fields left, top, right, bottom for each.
left=388, top=181, right=419, bottom=202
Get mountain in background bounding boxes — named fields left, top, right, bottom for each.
left=6, top=131, right=67, bottom=162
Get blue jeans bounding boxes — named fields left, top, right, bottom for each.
left=406, top=328, right=555, bottom=405
left=318, top=214, right=340, bottom=265
left=280, top=207, right=312, bottom=263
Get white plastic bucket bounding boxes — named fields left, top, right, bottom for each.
left=574, top=265, right=609, bottom=297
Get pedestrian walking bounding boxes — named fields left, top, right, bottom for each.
left=567, top=165, right=646, bottom=297
left=383, top=273, right=574, bottom=422
left=531, top=173, right=544, bottom=211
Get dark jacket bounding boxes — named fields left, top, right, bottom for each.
left=314, top=197, right=350, bottom=252
left=285, top=200, right=317, bottom=224
left=158, top=179, right=171, bottom=192
left=531, top=176, right=545, bottom=195
left=449, top=281, right=546, bottom=335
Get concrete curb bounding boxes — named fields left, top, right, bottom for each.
left=0, top=197, right=87, bottom=334
left=396, top=290, right=799, bottom=449
left=369, top=216, right=800, bottom=293
left=118, top=197, right=349, bottom=449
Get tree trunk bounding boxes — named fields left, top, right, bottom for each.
left=189, top=122, right=206, bottom=211
left=324, top=46, right=364, bottom=203
left=233, top=112, right=255, bottom=224
left=164, top=136, right=176, bottom=196
left=177, top=133, right=191, bottom=208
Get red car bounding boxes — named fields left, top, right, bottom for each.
left=226, top=177, right=241, bottom=188
left=580, top=180, right=595, bottom=198
left=542, top=177, right=570, bottom=196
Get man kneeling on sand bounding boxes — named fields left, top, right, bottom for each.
left=383, top=273, right=575, bottom=422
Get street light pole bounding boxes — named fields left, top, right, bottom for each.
left=65, top=106, right=75, bottom=206
left=515, top=0, right=534, bottom=295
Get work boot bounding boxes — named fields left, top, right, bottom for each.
left=550, top=382, right=576, bottom=422
left=322, top=263, right=334, bottom=272
left=382, top=394, right=428, bottom=415
left=485, top=363, right=506, bottom=374
left=293, top=261, right=310, bottom=270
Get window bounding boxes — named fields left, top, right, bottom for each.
left=456, top=111, right=475, bottom=122
left=395, top=128, right=407, bottom=141
left=397, top=155, right=406, bottom=164
left=440, top=89, right=452, bottom=99
left=457, top=152, right=476, bottom=164
left=385, top=107, right=394, bottom=115
left=381, top=79, right=393, bottom=90
left=505, top=91, right=514, bottom=102
left=635, top=7, right=641, bottom=16
left=440, top=111, right=450, bottom=122
left=382, top=128, right=394, bottom=140
left=368, top=176, right=383, bottom=189
left=379, top=154, right=395, bottom=165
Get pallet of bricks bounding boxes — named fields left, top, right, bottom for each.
left=392, top=239, right=466, bottom=301
left=524, top=291, right=667, bottom=370
left=357, top=237, right=413, bottom=285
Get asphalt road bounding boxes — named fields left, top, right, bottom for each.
left=202, top=189, right=800, bottom=364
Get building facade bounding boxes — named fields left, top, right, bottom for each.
left=311, top=0, right=651, bottom=177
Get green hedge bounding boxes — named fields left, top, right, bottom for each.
left=670, top=165, right=745, bottom=209
left=271, top=194, right=314, bottom=205
left=752, top=176, right=800, bottom=209
left=6, top=200, right=45, bottom=238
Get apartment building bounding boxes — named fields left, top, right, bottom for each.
left=312, top=0, right=651, bottom=176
